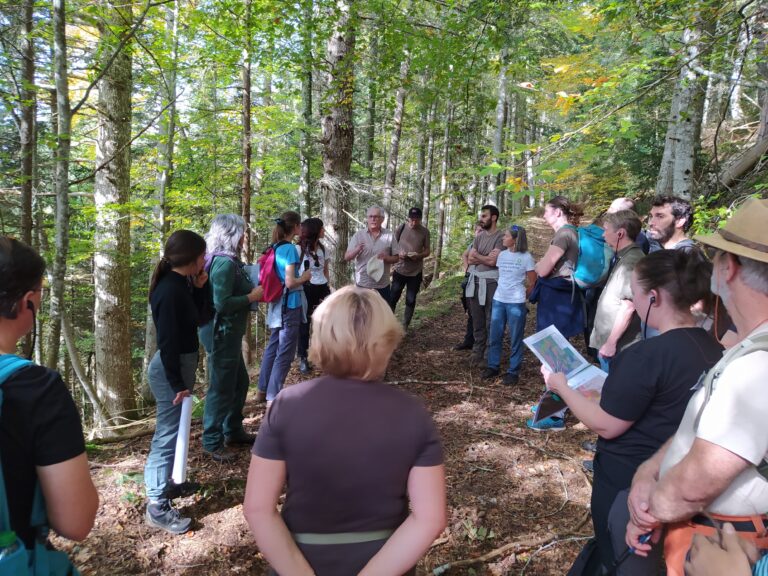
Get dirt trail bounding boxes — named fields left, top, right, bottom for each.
left=68, top=217, right=596, bottom=575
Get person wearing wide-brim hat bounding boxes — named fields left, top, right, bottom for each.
left=625, top=197, right=768, bottom=576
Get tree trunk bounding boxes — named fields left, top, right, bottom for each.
left=416, top=106, right=427, bottom=208
left=512, top=91, right=526, bottom=216
left=488, top=50, right=507, bottom=209
left=241, top=0, right=253, bottom=262
left=143, top=0, right=178, bottom=402
left=364, top=30, right=377, bottom=184
left=19, top=0, right=35, bottom=246
left=422, top=101, right=436, bottom=226
left=319, top=0, right=355, bottom=288
left=48, top=0, right=72, bottom=371
left=432, top=102, right=452, bottom=281
left=93, top=0, right=136, bottom=421
left=383, top=55, right=410, bottom=215
left=299, top=0, right=313, bottom=215
left=655, top=24, right=708, bottom=200
left=729, top=24, right=749, bottom=122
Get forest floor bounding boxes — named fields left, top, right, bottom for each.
left=64, top=217, right=597, bottom=575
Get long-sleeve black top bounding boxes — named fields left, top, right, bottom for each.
left=150, top=271, right=209, bottom=393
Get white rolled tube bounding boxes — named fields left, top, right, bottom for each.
left=171, top=396, right=194, bottom=485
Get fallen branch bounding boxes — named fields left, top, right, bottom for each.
left=388, top=379, right=469, bottom=385
left=431, top=511, right=590, bottom=574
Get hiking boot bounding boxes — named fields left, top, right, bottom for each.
left=224, top=432, right=255, bottom=447
left=502, top=374, right=519, bottom=386
left=206, top=446, right=238, bottom=462
left=482, top=367, right=500, bottom=380
left=255, top=389, right=267, bottom=403
left=162, top=480, right=201, bottom=500
left=299, top=357, right=311, bottom=375
left=452, top=341, right=473, bottom=351
left=146, top=500, right=192, bottom=535
left=469, top=354, right=484, bottom=368
left=581, top=440, right=597, bottom=453
left=526, top=416, right=565, bottom=432
left=582, top=459, right=594, bottom=474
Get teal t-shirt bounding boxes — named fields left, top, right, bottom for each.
left=274, top=242, right=302, bottom=309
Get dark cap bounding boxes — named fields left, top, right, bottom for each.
left=408, top=207, right=423, bottom=219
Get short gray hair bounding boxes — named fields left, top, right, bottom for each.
left=739, top=255, right=768, bottom=295
left=367, top=205, right=385, bottom=217
left=608, top=197, right=635, bottom=213
left=205, top=214, right=245, bottom=255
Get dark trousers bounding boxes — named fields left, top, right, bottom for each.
left=298, top=283, right=331, bottom=359
left=468, top=280, right=498, bottom=360
left=390, top=271, right=422, bottom=324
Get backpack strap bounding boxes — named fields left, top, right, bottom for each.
left=693, top=332, right=768, bottom=480
left=396, top=223, right=405, bottom=243
left=0, top=354, right=33, bottom=532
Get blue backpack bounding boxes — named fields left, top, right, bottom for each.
left=564, top=223, right=612, bottom=290
left=0, top=354, right=80, bottom=576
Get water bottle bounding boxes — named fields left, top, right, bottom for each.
left=0, top=530, right=19, bottom=559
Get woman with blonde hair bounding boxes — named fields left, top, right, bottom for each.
left=243, top=286, right=446, bottom=576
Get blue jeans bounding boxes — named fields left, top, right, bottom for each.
left=145, top=350, right=198, bottom=500
left=199, top=322, right=251, bottom=452
left=487, top=301, right=527, bottom=375
left=258, top=306, right=302, bottom=401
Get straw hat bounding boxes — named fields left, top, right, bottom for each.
left=366, top=256, right=385, bottom=282
left=694, top=198, right=768, bottom=263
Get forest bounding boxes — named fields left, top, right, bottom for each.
left=1, top=0, right=767, bottom=433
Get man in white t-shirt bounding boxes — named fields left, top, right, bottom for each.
left=625, top=198, right=768, bottom=576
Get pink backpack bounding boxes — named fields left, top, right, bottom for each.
left=257, top=241, right=289, bottom=302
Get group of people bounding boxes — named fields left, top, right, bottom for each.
left=1, top=193, right=767, bottom=576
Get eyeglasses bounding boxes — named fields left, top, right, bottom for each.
left=367, top=215, right=383, bottom=219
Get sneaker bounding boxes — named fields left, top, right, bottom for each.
left=163, top=480, right=201, bottom=500
left=299, top=357, right=311, bottom=375
left=224, top=432, right=255, bottom=447
left=526, top=416, right=565, bottom=432
left=206, top=446, right=237, bottom=462
left=452, top=341, right=473, bottom=351
left=146, top=500, right=192, bottom=535
left=502, top=374, right=519, bottom=386
left=482, top=367, right=500, bottom=380
left=581, top=440, right=597, bottom=453
left=582, top=459, right=594, bottom=473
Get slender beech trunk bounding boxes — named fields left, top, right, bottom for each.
left=729, top=25, right=749, bottom=122
left=422, top=101, right=435, bottom=226
left=488, top=50, right=506, bottom=210
left=299, top=0, right=313, bottom=214
left=241, top=0, right=255, bottom=364
left=319, top=0, right=355, bottom=287
left=416, top=106, right=426, bottom=207
left=19, top=0, right=35, bottom=245
left=365, top=31, right=377, bottom=184
left=383, top=55, right=410, bottom=214
left=432, top=102, right=452, bottom=281
left=93, top=0, right=136, bottom=421
left=512, top=91, right=526, bottom=216
left=48, top=0, right=72, bottom=371
left=143, top=0, right=178, bottom=400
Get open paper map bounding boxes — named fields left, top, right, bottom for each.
left=523, top=325, right=607, bottom=423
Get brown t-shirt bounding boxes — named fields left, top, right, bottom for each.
left=550, top=225, right=579, bottom=277
left=253, top=375, right=444, bottom=533
left=471, top=230, right=505, bottom=272
left=394, top=224, right=431, bottom=277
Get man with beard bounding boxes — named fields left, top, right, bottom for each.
left=464, top=205, right=504, bottom=366
left=647, top=196, right=697, bottom=253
